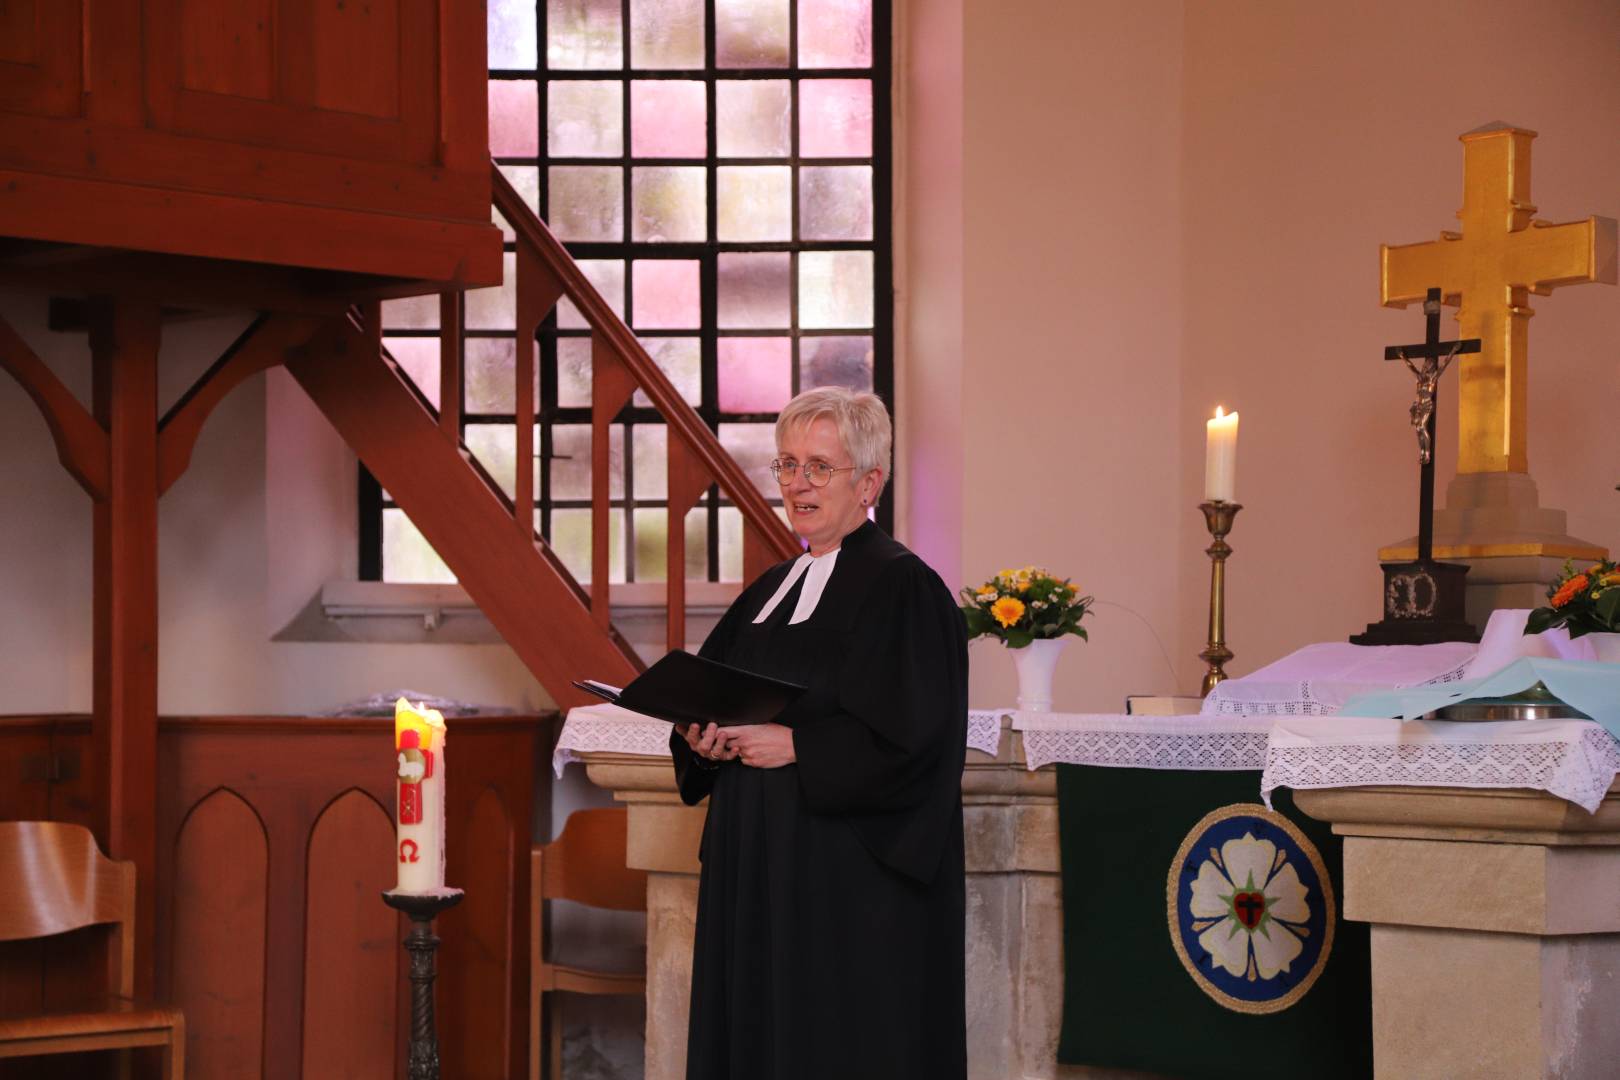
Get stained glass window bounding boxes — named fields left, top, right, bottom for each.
left=368, top=0, right=892, bottom=585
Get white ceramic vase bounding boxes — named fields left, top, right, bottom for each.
left=1584, top=632, right=1620, bottom=663
left=1008, top=637, right=1068, bottom=712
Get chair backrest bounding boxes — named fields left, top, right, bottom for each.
left=0, top=821, right=136, bottom=996
left=534, top=808, right=646, bottom=912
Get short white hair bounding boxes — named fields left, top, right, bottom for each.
left=776, top=387, right=892, bottom=502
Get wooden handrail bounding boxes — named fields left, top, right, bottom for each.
left=490, top=167, right=800, bottom=570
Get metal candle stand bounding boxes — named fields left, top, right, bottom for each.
left=1198, top=500, right=1241, bottom=697
left=382, top=888, right=465, bottom=1080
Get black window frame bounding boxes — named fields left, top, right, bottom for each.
left=361, top=0, right=894, bottom=584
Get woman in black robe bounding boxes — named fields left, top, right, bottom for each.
left=670, top=388, right=968, bottom=1080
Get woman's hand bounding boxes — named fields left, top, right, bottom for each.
left=724, top=723, right=796, bottom=769
left=682, top=721, right=737, bottom=764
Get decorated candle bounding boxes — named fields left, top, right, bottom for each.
left=1204, top=406, right=1239, bottom=502
left=393, top=698, right=448, bottom=893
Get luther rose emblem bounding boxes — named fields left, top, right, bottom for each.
left=1167, top=803, right=1335, bottom=1014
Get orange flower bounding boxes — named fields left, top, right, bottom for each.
left=991, top=596, right=1026, bottom=628
left=1551, top=574, right=1590, bottom=609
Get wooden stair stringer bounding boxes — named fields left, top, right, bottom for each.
left=285, top=316, right=643, bottom=706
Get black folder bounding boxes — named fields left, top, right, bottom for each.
left=573, top=650, right=807, bottom=729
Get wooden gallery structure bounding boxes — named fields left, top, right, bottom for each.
left=0, top=6, right=797, bottom=1078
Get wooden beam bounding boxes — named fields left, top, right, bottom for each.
left=89, top=298, right=161, bottom=1001
left=590, top=338, right=636, bottom=630
left=157, top=315, right=321, bottom=495
left=286, top=317, right=642, bottom=707
left=514, top=247, right=564, bottom=539
left=665, top=438, right=713, bottom=653
left=438, top=292, right=462, bottom=440
left=0, top=313, right=110, bottom=499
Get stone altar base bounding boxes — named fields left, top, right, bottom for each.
left=1379, top=472, right=1608, bottom=630
left=580, top=726, right=1158, bottom=1080
left=1298, top=782, right=1620, bottom=1080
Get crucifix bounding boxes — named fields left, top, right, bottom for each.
left=1351, top=290, right=1483, bottom=646
left=1387, top=288, right=1480, bottom=562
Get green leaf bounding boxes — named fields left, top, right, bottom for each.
left=1004, top=628, right=1034, bottom=649
left=1596, top=589, right=1620, bottom=629
left=1525, top=607, right=1561, bottom=636
left=962, top=606, right=993, bottom=639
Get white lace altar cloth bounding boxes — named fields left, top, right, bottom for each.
left=553, top=703, right=1007, bottom=776
left=1200, top=641, right=1477, bottom=717
left=1011, top=711, right=1273, bottom=772
left=1261, top=716, right=1620, bottom=815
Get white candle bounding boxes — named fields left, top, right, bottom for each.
left=1204, top=406, right=1239, bottom=502
left=394, top=699, right=447, bottom=893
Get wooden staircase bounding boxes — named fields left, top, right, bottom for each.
left=285, top=166, right=801, bottom=707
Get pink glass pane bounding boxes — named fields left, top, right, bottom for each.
left=632, top=425, right=668, bottom=499
left=488, top=0, right=539, bottom=68
left=800, top=335, right=873, bottom=391
left=488, top=79, right=539, bottom=157
left=631, top=81, right=706, bottom=158
left=715, top=0, right=790, bottom=68
left=799, top=165, right=872, bottom=240
left=465, top=337, right=519, bottom=414
left=718, top=338, right=791, bottom=412
left=632, top=260, right=701, bottom=329
left=799, top=250, right=872, bottom=328
left=381, top=294, right=438, bottom=330
left=547, top=166, right=624, bottom=242
left=720, top=422, right=780, bottom=498
left=550, top=507, right=626, bottom=585
left=548, top=81, right=623, bottom=157
left=630, top=0, right=704, bottom=69
left=465, top=423, right=538, bottom=500
left=465, top=252, right=518, bottom=330
left=633, top=507, right=709, bottom=582
left=557, top=259, right=626, bottom=328
left=557, top=337, right=593, bottom=407
left=717, top=166, right=791, bottom=241
left=717, top=505, right=743, bottom=581
left=717, top=253, right=790, bottom=328
left=716, top=80, right=790, bottom=157
left=385, top=337, right=440, bottom=409
left=548, top=0, right=623, bottom=70
left=797, top=0, right=871, bottom=68
left=632, top=167, right=707, bottom=242
left=495, top=165, right=539, bottom=242
left=383, top=509, right=456, bottom=583
left=633, top=337, right=701, bottom=407
left=799, top=79, right=871, bottom=157
left=551, top=423, right=624, bottom=499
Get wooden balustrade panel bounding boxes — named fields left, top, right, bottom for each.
left=302, top=789, right=398, bottom=1080
left=0, top=2, right=80, bottom=116
left=440, top=785, right=515, bottom=1080
left=172, top=788, right=269, bottom=1080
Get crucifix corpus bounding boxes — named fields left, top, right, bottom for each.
left=1351, top=289, right=1482, bottom=646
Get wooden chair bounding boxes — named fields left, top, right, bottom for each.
left=531, top=807, right=648, bottom=1080
left=0, top=821, right=185, bottom=1077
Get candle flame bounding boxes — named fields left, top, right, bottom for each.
left=1214, top=405, right=1225, bottom=419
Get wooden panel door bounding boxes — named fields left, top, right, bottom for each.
left=0, top=2, right=82, bottom=117
left=143, top=0, right=440, bottom=165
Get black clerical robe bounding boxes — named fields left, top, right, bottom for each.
left=671, top=521, right=968, bottom=1080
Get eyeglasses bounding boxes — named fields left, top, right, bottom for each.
left=769, top=459, right=858, bottom=488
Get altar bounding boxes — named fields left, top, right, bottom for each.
left=558, top=625, right=1620, bottom=1080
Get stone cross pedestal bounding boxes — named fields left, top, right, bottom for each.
left=1297, top=782, right=1620, bottom=1080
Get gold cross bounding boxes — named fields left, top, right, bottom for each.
left=1381, top=125, right=1616, bottom=475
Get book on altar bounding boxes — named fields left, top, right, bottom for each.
left=574, top=650, right=806, bottom=729
left=573, top=647, right=806, bottom=731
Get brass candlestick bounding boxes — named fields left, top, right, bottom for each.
left=1198, top=501, right=1242, bottom=697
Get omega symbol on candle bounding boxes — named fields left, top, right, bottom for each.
left=399, top=838, right=420, bottom=864
left=397, top=729, right=432, bottom=826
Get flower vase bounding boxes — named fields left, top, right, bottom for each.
left=1008, top=637, right=1068, bottom=712
left=1585, top=633, right=1620, bottom=663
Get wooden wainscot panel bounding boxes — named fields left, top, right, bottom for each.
left=171, top=788, right=270, bottom=1080
left=0, top=2, right=81, bottom=117
left=441, top=786, right=515, bottom=1079
left=302, top=788, right=399, bottom=1080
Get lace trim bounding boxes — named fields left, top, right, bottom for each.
left=1022, top=728, right=1270, bottom=772
left=1261, top=725, right=1620, bottom=814
left=966, top=710, right=1007, bottom=757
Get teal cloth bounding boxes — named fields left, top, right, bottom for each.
left=1340, top=658, right=1620, bottom=738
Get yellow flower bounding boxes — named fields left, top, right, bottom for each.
left=975, top=586, right=998, bottom=601
left=1602, top=572, right=1620, bottom=588
left=991, top=596, right=1026, bottom=628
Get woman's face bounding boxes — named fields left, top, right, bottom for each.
left=776, top=416, right=880, bottom=556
